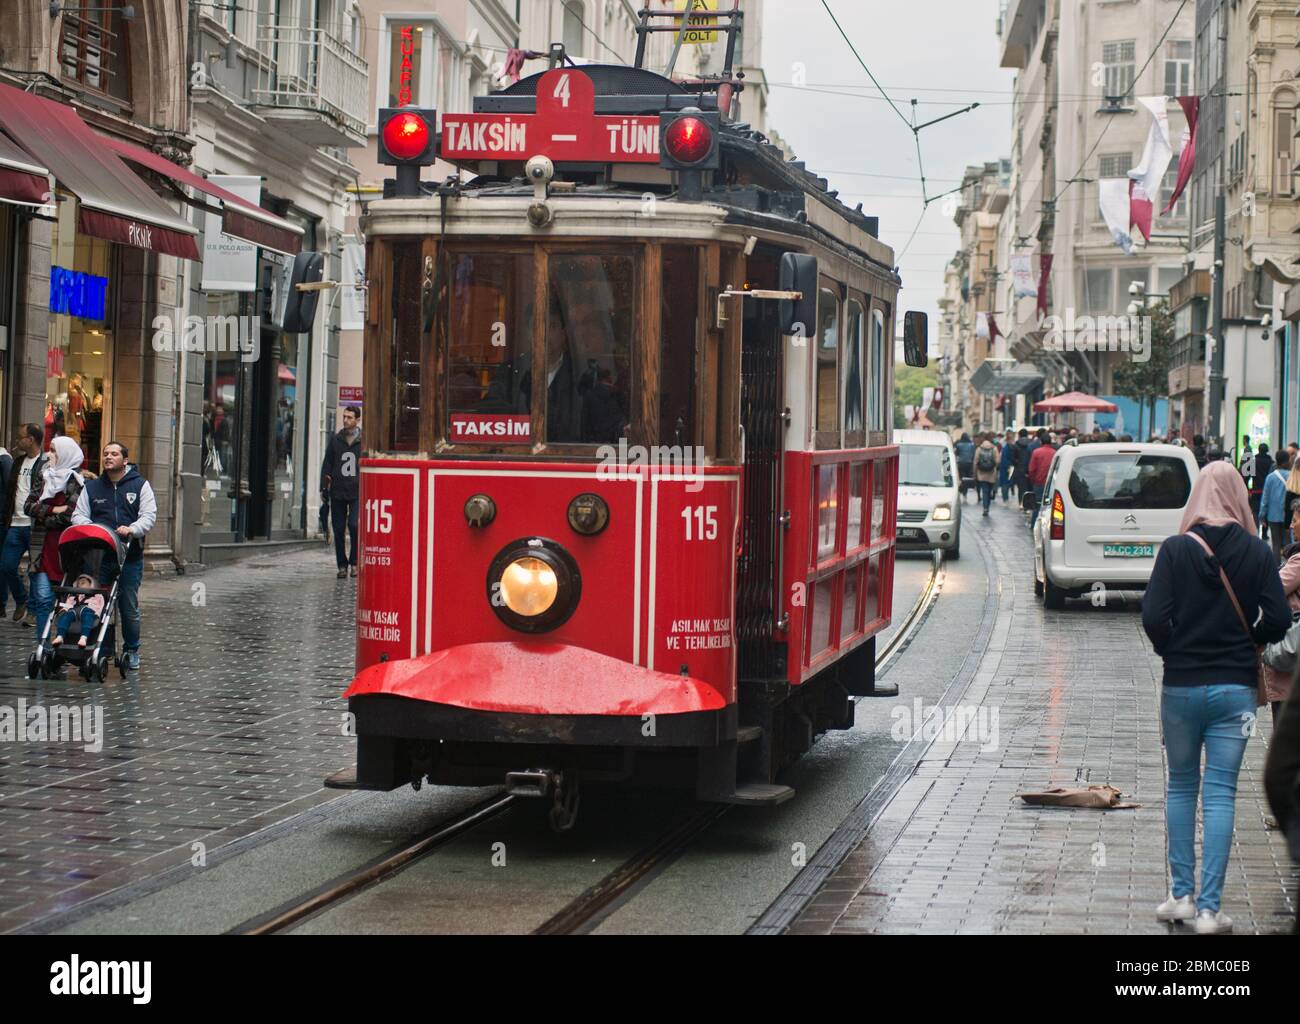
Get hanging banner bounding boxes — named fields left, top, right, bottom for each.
left=1129, top=96, right=1173, bottom=210
left=1100, top=178, right=1134, bottom=255
left=1164, top=96, right=1201, bottom=214
left=975, top=312, right=990, bottom=339
left=1130, top=179, right=1154, bottom=243
left=1011, top=253, right=1037, bottom=299
left=201, top=175, right=260, bottom=292
left=1037, top=254, right=1054, bottom=318
left=341, top=237, right=366, bottom=330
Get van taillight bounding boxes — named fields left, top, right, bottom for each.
left=1050, top=491, right=1065, bottom=540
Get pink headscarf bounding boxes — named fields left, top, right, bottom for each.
left=1179, top=460, right=1254, bottom=534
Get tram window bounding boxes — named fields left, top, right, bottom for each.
left=815, top=289, right=839, bottom=442
left=661, top=246, right=699, bottom=445
left=390, top=240, right=422, bottom=450
left=844, top=299, right=865, bottom=438
left=445, top=253, right=535, bottom=423
left=869, top=308, right=887, bottom=432
left=544, top=253, right=635, bottom=445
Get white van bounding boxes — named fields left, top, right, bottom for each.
left=895, top=429, right=962, bottom=559
left=1032, top=442, right=1200, bottom=608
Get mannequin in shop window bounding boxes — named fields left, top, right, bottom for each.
left=82, top=385, right=103, bottom=475
left=66, top=373, right=87, bottom=444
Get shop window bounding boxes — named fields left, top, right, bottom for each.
left=60, top=0, right=132, bottom=107
left=545, top=253, right=634, bottom=445
left=815, top=288, right=839, bottom=443
left=47, top=217, right=113, bottom=475
left=201, top=292, right=246, bottom=537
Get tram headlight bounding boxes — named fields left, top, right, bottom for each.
left=499, top=558, right=558, bottom=616
left=487, top=538, right=582, bottom=633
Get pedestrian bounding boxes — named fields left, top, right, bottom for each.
left=1261, top=505, right=1300, bottom=724
left=1290, top=441, right=1299, bottom=466
left=321, top=405, right=361, bottom=579
left=1192, top=434, right=1209, bottom=468
left=1236, top=434, right=1250, bottom=475
left=1261, top=449, right=1292, bottom=559
left=24, top=436, right=85, bottom=647
left=49, top=573, right=104, bottom=649
left=1263, top=677, right=1300, bottom=934
left=2, top=425, right=44, bottom=627
left=1011, top=428, right=1031, bottom=501
left=974, top=432, right=1000, bottom=517
left=70, top=441, right=157, bottom=673
left=953, top=432, right=975, bottom=504
left=0, top=439, right=12, bottom=619
left=998, top=430, right=1015, bottom=502
left=1141, top=461, right=1290, bottom=933
left=1250, top=442, right=1273, bottom=530
left=1027, top=429, right=1055, bottom=526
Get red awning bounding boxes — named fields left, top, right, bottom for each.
left=1032, top=391, right=1119, bottom=414
left=0, top=81, right=199, bottom=260
left=98, top=135, right=303, bottom=256
left=0, top=129, right=49, bottom=205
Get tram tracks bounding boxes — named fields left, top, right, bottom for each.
left=232, top=553, right=944, bottom=936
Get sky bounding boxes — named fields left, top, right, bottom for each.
left=762, top=0, right=1015, bottom=334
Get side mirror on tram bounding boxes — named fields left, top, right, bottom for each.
left=903, top=311, right=929, bottom=368
left=778, top=253, right=817, bottom=338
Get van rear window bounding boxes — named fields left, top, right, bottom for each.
left=1067, top=454, right=1192, bottom=509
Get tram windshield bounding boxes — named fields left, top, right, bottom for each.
left=441, top=247, right=635, bottom=448
left=899, top=444, right=954, bottom=487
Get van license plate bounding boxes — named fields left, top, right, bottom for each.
left=897, top=528, right=925, bottom=541
left=1103, top=543, right=1154, bottom=558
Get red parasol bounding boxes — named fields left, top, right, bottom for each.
left=1032, top=391, right=1118, bottom=414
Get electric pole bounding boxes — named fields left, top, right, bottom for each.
left=1206, top=7, right=1228, bottom=452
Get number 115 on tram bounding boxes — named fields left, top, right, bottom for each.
left=330, top=59, right=930, bottom=827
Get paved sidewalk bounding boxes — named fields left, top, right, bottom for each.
left=789, top=505, right=1299, bottom=935
left=0, top=545, right=355, bottom=932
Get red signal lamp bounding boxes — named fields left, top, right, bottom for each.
left=659, top=109, right=721, bottom=172
left=377, top=107, right=437, bottom=166
left=665, top=116, right=713, bottom=165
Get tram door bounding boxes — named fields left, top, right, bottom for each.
left=736, top=294, right=785, bottom=689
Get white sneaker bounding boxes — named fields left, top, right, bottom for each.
left=1192, top=909, right=1233, bottom=934
left=1156, top=893, right=1196, bottom=922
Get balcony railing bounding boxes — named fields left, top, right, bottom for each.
left=254, top=23, right=368, bottom=147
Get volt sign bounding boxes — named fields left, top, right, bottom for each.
left=441, top=69, right=661, bottom=163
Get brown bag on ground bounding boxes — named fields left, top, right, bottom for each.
left=1017, top=785, right=1139, bottom=809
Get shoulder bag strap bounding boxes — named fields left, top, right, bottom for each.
left=1187, top=531, right=1253, bottom=640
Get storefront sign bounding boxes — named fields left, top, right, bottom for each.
left=449, top=413, right=531, bottom=444
left=48, top=266, right=108, bottom=321
left=341, top=237, right=366, bottom=330
left=397, top=26, right=416, bottom=105
left=201, top=175, right=261, bottom=292
left=340, top=386, right=364, bottom=406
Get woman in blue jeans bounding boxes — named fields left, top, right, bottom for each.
left=1141, top=461, right=1290, bottom=933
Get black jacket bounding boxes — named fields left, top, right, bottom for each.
left=320, top=427, right=362, bottom=502
left=1142, top=522, right=1290, bottom=687
left=1265, top=678, right=1300, bottom=865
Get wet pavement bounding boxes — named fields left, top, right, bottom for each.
left=0, top=544, right=355, bottom=933
left=784, top=496, right=1299, bottom=935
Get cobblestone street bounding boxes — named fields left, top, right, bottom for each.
left=0, top=544, right=354, bottom=933
left=787, top=500, right=1299, bottom=935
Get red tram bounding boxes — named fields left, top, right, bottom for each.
left=334, top=13, right=928, bottom=828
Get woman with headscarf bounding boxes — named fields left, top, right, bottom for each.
left=23, top=436, right=85, bottom=645
left=1141, top=461, right=1290, bottom=934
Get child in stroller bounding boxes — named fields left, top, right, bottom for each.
left=29, top=523, right=125, bottom=682
left=51, top=574, right=105, bottom=649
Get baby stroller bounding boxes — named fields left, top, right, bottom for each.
left=28, top=523, right=126, bottom=683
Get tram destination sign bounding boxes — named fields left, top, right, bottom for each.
left=441, top=69, right=660, bottom=164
